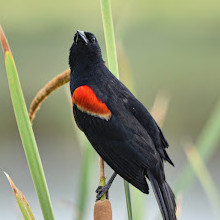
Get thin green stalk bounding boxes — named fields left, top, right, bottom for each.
left=76, top=139, right=95, bottom=220
left=124, top=181, right=133, bottom=220
left=100, top=0, right=119, bottom=77
left=99, top=176, right=107, bottom=201
left=118, top=41, right=141, bottom=220
left=132, top=187, right=144, bottom=220
left=99, top=157, right=107, bottom=201
left=100, top=0, right=133, bottom=218
left=0, top=26, right=55, bottom=220
left=175, top=99, right=220, bottom=195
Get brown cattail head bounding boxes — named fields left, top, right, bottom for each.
left=29, top=69, right=70, bottom=123
left=94, top=200, right=112, bottom=220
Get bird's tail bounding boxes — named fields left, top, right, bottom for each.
left=148, top=171, right=177, bottom=220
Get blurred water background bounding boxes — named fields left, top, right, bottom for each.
left=0, top=0, right=220, bottom=219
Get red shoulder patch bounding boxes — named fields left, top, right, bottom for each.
left=72, top=85, right=111, bottom=120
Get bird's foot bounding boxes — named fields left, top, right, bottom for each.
left=95, top=185, right=109, bottom=201
left=95, top=172, right=117, bottom=201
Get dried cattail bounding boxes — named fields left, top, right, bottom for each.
left=94, top=200, right=112, bottom=220
left=29, top=69, right=70, bottom=123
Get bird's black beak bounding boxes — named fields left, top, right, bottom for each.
left=75, top=30, right=88, bottom=45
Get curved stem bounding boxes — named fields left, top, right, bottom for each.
left=29, top=69, right=70, bottom=123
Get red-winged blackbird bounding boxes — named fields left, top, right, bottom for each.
left=69, top=30, right=176, bottom=220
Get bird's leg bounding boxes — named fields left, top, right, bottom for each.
left=96, top=172, right=117, bottom=200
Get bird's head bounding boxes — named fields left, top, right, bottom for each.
left=69, top=31, right=103, bottom=70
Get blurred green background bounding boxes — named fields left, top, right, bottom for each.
left=0, top=0, right=220, bottom=219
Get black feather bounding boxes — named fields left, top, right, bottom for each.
left=148, top=171, right=176, bottom=220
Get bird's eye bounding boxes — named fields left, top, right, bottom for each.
left=90, top=37, right=96, bottom=43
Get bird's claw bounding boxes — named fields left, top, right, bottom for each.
left=95, top=185, right=109, bottom=201
left=95, top=186, right=103, bottom=193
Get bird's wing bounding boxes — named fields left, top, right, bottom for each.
left=96, top=76, right=174, bottom=166
left=124, top=90, right=174, bottom=166
left=88, top=83, right=167, bottom=168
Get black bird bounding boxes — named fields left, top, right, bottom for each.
left=69, top=30, right=176, bottom=220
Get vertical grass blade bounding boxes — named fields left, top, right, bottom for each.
left=0, top=26, right=55, bottom=220
left=100, top=1, right=133, bottom=219
left=124, top=181, right=133, bottom=220
left=4, top=172, right=35, bottom=220
left=100, top=0, right=119, bottom=77
left=175, top=99, right=220, bottom=195
left=77, top=139, right=95, bottom=220
left=131, top=187, right=144, bottom=220
left=185, top=145, right=220, bottom=220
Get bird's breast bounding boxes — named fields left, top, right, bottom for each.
left=72, top=85, right=111, bottom=120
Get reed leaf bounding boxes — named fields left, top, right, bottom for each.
left=77, top=139, right=95, bottom=220
left=100, top=0, right=118, bottom=77
left=4, top=172, right=35, bottom=220
left=0, top=26, right=55, bottom=220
